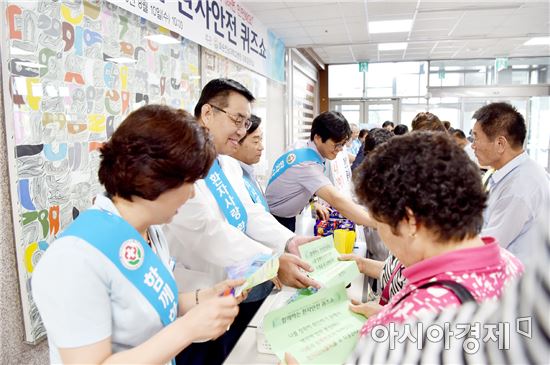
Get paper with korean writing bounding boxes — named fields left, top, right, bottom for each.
left=263, top=284, right=365, bottom=364
left=298, top=236, right=360, bottom=288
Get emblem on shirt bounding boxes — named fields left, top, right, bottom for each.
left=119, top=239, right=144, bottom=270
left=286, top=153, right=296, bottom=164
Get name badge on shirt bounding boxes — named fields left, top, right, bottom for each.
left=205, top=159, right=248, bottom=232
left=267, top=148, right=324, bottom=186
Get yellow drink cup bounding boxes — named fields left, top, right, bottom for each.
left=333, top=229, right=356, bottom=254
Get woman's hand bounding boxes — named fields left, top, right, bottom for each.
left=179, top=294, right=240, bottom=341
left=338, top=254, right=384, bottom=278
left=349, top=299, right=382, bottom=318
left=283, top=352, right=299, bottom=365
left=339, top=254, right=367, bottom=273
left=201, top=278, right=247, bottom=303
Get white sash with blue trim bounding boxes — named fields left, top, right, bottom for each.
left=60, top=209, right=179, bottom=327
left=205, top=159, right=248, bottom=232
left=243, top=175, right=269, bottom=211
left=267, top=148, right=324, bottom=186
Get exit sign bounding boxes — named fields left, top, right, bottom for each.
left=359, top=62, right=369, bottom=72
left=495, top=57, right=509, bottom=72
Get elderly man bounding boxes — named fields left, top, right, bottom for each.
left=472, top=102, right=550, bottom=264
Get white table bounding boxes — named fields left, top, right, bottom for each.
left=224, top=273, right=368, bottom=364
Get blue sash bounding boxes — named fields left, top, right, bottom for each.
left=268, top=148, right=324, bottom=186
left=60, top=209, right=178, bottom=327
left=243, top=174, right=269, bottom=211
left=205, top=159, right=248, bottom=231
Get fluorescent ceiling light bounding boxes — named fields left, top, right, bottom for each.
left=369, top=19, right=413, bottom=33
left=144, top=34, right=180, bottom=45
left=524, top=37, right=550, bottom=46
left=378, top=43, right=408, bottom=51
left=106, top=57, right=137, bottom=64
left=16, top=61, right=46, bottom=68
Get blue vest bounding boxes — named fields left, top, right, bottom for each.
left=205, top=159, right=248, bottom=231
left=60, top=209, right=179, bottom=327
left=267, top=148, right=324, bottom=186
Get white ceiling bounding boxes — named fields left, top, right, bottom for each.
left=241, top=0, right=550, bottom=64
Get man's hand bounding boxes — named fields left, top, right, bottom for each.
left=286, top=235, right=319, bottom=256
left=313, top=202, right=330, bottom=221
left=277, top=253, right=321, bottom=289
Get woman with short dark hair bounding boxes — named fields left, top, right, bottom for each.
left=353, top=132, right=523, bottom=335
left=32, top=105, right=245, bottom=364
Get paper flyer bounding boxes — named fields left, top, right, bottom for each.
left=226, top=254, right=280, bottom=297
left=263, top=284, right=365, bottom=364
left=298, top=236, right=360, bottom=288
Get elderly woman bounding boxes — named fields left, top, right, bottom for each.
left=411, top=111, right=446, bottom=132
left=353, top=132, right=523, bottom=335
left=32, top=105, right=244, bottom=364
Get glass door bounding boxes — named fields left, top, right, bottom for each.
left=365, top=100, right=399, bottom=129
left=330, top=101, right=364, bottom=127
left=330, top=99, right=399, bottom=129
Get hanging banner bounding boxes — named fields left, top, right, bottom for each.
left=108, top=0, right=286, bottom=82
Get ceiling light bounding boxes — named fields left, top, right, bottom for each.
left=524, top=37, right=550, bottom=46
left=106, top=57, right=137, bottom=64
left=378, top=43, right=408, bottom=51
left=144, top=34, right=180, bottom=45
left=369, top=19, right=413, bottom=34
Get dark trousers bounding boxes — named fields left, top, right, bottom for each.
left=273, top=215, right=296, bottom=232
left=175, top=290, right=268, bottom=365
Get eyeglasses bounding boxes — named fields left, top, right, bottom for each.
left=329, top=139, right=349, bottom=150
left=209, top=104, right=252, bottom=130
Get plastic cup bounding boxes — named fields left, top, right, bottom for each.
left=333, top=229, right=355, bottom=254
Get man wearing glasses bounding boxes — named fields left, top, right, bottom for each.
left=164, top=78, right=319, bottom=365
left=266, top=111, right=375, bottom=232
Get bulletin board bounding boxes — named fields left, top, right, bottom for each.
left=1, top=0, right=201, bottom=343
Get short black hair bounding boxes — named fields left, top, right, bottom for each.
left=472, top=102, right=526, bottom=148
left=310, top=111, right=351, bottom=143
left=382, top=121, right=394, bottom=128
left=393, top=124, right=409, bottom=135
left=451, top=129, right=467, bottom=139
left=358, top=129, right=368, bottom=139
left=354, top=132, right=486, bottom=243
left=194, top=78, right=255, bottom=118
left=239, top=114, right=261, bottom=144
left=363, top=128, right=393, bottom=156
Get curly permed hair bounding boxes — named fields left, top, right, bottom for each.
left=99, top=104, right=216, bottom=201
left=354, top=132, right=486, bottom=242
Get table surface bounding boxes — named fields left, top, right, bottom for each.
left=223, top=273, right=369, bottom=364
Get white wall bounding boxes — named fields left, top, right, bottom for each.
left=264, top=79, right=287, bottom=179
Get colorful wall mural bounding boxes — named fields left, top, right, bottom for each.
left=2, top=0, right=201, bottom=342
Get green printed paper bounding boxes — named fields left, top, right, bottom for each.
left=298, top=236, right=360, bottom=288
left=234, top=255, right=280, bottom=296
left=263, top=284, right=365, bottom=364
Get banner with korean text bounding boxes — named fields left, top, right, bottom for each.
left=108, top=0, right=286, bottom=82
